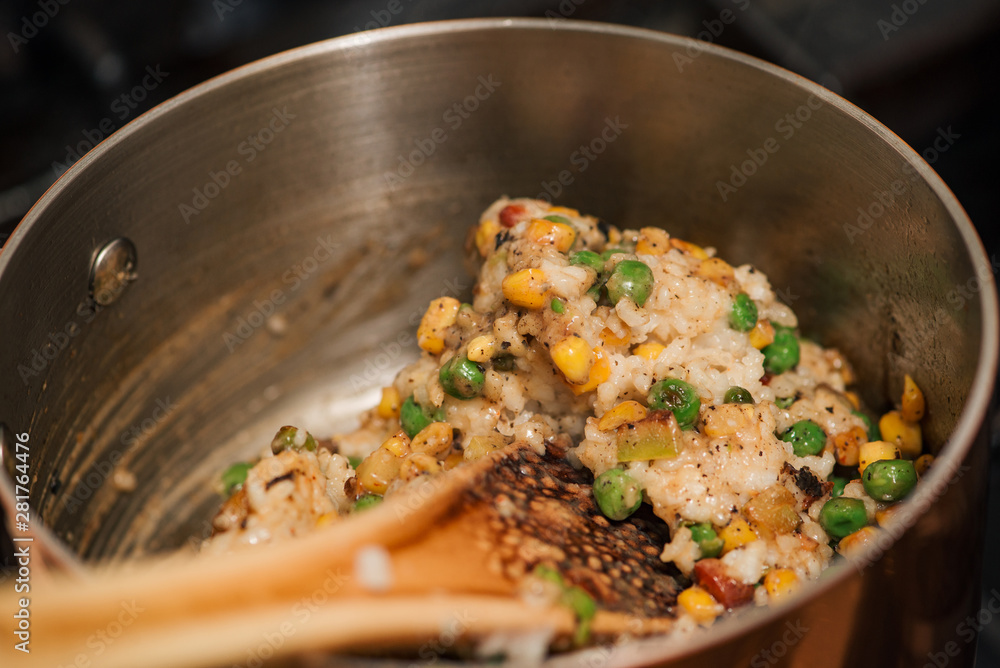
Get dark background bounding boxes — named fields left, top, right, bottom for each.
left=1, top=0, right=999, bottom=664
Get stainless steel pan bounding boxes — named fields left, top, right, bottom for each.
left=0, top=18, right=996, bottom=667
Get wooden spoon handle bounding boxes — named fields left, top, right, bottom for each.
left=7, top=593, right=674, bottom=668
left=9, top=595, right=576, bottom=668
left=1, top=446, right=675, bottom=666
left=15, top=469, right=478, bottom=637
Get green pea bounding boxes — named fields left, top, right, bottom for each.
left=862, top=459, right=917, bottom=502
left=593, top=468, right=643, bottom=520
left=724, top=386, right=754, bottom=404
left=688, top=523, right=724, bottom=559
left=353, top=494, right=383, bottom=512
left=400, top=396, right=445, bottom=438
left=563, top=585, right=597, bottom=621
left=563, top=585, right=597, bottom=645
left=569, top=250, right=605, bottom=274
left=270, top=426, right=317, bottom=454
left=400, top=396, right=430, bottom=437
left=818, top=497, right=868, bottom=539
left=781, top=420, right=827, bottom=457
left=531, top=565, right=596, bottom=645
left=533, top=564, right=565, bottom=587
left=648, top=378, right=701, bottom=430
left=852, top=410, right=881, bottom=442
left=829, top=476, right=848, bottom=498
left=729, top=293, right=758, bottom=332
left=221, top=462, right=253, bottom=495
left=571, top=250, right=609, bottom=301
left=550, top=298, right=565, bottom=314
left=574, top=618, right=592, bottom=646
left=606, top=260, right=654, bottom=307
left=543, top=214, right=571, bottom=224
left=439, top=355, right=486, bottom=400
left=601, top=247, right=629, bottom=260
left=775, top=396, right=796, bottom=409
left=763, top=326, right=800, bottom=375
left=347, top=455, right=362, bottom=469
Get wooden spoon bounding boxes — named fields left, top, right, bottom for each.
left=2, top=443, right=679, bottom=667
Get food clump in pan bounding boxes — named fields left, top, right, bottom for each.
left=206, top=197, right=931, bottom=632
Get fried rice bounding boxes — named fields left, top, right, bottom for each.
left=204, top=196, right=930, bottom=631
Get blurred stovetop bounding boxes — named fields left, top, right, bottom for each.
left=1, top=0, right=999, bottom=664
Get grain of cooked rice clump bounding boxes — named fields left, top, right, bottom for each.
left=208, top=197, right=930, bottom=628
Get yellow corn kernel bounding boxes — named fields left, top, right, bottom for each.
left=598, top=400, right=649, bottom=431
left=632, top=342, right=665, bottom=361
left=570, top=347, right=611, bottom=396
left=475, top=219, right=501, bottom=257
left=356, top=431, right=411, bottom=494
left=548, top=206, right=580, bottom=218
left=382, top=431, right=412, bottom=457
left=502, top=268, right=548, bottom=309
left=858, top=440, right=900, bottom=475
left=875, top=504, right=905, bottom=527
left=551, top=335, right=595, bottom=385
left=635, top=227, right=670, bottom=255
left=703, top=403, right=756, bottom=438
left=316, top=512, right=337, bottom=528
left=879, top=410, right=922, bottom=459
left=900, top=374, right=925, bottom=423
left=467, top=335, right=496, bottom=363
left=748, top=320, right=775, bottom=349
left=376, top=386, right=401, bottom=419
left=833, top=426, right=867, bottom=467
left=417, top=297, right=461, bottom=354
left=355, top=452, right=395, bottom=494
left=607, top=227, right=623, bottom=245
left=837, top=526, right=881, bottom=558
left=677, top=586, right=722, bottom=625
left=763, top=568, right=800, bottom=602
left=843, top=391, right=861, bottom=411
left=399, top=452, right=443, bottom=481
left=720, top=517, right=758, bottom=554
left=694, top=257, right=735, bottom=287
left=914, top=453, right=935, bottom=476
left=600, top=327, right=630, bottom=347
left=443, top=449, right=465, bottom=469
left=464, top=433, right=508, bottom=461
left=670, top=238, right=710, bottom=260
left=410, top=421, right=454, bottom=456
left=526, top=218, right=577, bottom=253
